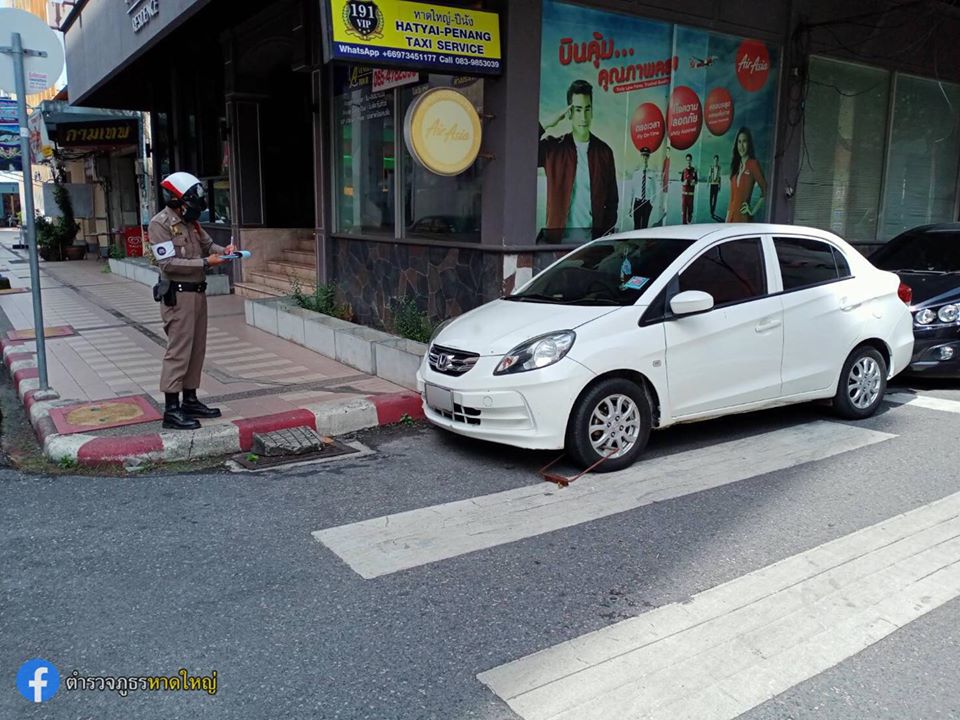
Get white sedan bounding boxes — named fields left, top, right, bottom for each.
left=417, top=224, right=915, bottom=471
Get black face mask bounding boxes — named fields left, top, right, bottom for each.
left=181, top=194, right=206, bottom=222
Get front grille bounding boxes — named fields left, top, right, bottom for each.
left=428, top=344, right=479, bottom=376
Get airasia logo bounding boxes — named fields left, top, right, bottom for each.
left=735, top=40, right=770, bottom=92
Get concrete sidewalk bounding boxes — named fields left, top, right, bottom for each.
left=0, top=229, right=423, bottom=466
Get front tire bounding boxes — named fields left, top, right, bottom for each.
left=833, top=345, right=887, bottom=419
left=566, top=378, right=652, bottom=472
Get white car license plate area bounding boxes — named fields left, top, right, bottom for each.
left=425, top=383, right=454, bottom=413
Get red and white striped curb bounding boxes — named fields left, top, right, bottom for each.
left=2, top=338, right=425, bottom=467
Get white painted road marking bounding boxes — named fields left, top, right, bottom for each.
left=886, top=392, right=960, bottom=414
left=478, top=490, right=960, bottom=720
left=313, top=422, right=894, bottom=579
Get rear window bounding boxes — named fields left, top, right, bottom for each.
left=870, top=230, right=960, bottom=272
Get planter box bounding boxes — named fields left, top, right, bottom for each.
left=245, top=297, right=426, bottom=389
left=108, top=257, right=231, bottom=295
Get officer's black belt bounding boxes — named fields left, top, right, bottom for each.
left=173, top=281, right=207, bottom=293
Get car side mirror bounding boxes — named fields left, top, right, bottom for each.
left=670, top=290, right=715, bottom=315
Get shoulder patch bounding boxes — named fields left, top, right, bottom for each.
left=151, top=240, right=175, bottom=259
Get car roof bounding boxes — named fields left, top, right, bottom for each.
left=600, top=223, right=842, bottom=243
left=910, top=223, right=960, bottom=234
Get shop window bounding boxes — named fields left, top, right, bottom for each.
left=333, top=66, right=396, bottom=236
left=795, top=57, right=960, bottom=243
left=199, top=177, right=230, bottom=225
left=679, top=238, right=766, bottom=305
left=401, top=77, right=483, bottom=243
left=793, top=57, right=889, bottom=242
left=879, top=74, right=960, bottom=240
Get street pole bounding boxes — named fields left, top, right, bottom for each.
left=10, top=31, right=49, bottom=391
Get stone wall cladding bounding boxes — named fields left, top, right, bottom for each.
left=331, top=238, right=500, bottom=327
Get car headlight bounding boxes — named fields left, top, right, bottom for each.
left=494, top=331, right=576, bottom=375
left=429, top=318, right=453, bottom=345
left=938, top=304, right=959, bottom=324
left=916, top=308, right=936, bottom=325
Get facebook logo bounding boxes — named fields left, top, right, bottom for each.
left=16, top=659, right=60, bottom=703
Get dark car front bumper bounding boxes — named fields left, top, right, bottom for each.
left=908, top=325, right=960, bottom=376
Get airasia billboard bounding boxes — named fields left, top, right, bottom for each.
left=537, top=0, right=779, bottom=241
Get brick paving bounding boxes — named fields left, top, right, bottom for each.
left=0, top=233, right=405, bottom=436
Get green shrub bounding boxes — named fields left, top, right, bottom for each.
left=35, top=180, right=80, bottom=258
left=391, top=296, right=434, bottom=344
left=290, top=279, right=351, bottom=321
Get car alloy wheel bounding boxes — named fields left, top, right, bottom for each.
left=833, top=345, right=887, bottom=420
left=847, top=356, right=882, bottom=409
left=588, top=393, right=641, bottom=459
left=566, top=378, right=652, bottom=472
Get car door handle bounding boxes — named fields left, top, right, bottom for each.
left=840, top=297, right=862, bottom=311
left=755, top=318, right=782, bottom=333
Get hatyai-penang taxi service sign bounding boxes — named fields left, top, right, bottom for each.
left=327, top=0, right=502, bottom=75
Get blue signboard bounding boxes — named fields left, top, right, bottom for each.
left=0, top=182, right=18, bottom=194
left=0, top=99, right=17, bottom=124
left=0, top=121, right=21, bottom=172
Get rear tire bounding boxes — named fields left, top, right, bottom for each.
left=566, top=378, right=652, bottom=472
left=833, top=345, right=887, bottom=419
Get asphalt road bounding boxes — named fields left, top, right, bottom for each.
left=1, top=377, right=959, bottom=719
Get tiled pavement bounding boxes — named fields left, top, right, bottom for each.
left=0, top=234, right=406, bottom=436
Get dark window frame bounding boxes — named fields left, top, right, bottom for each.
left=773, top=235, right=853, bottom=294
left=676, top=237, right=769, bottom=308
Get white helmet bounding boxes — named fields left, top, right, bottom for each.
left=160, top=171, right=203, bottom=200
left=161, top=171, right=206, bottom=220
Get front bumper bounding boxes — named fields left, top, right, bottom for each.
left=416, top=355, right=595, bottom=450
left=907, top=325, right=960, bottom=376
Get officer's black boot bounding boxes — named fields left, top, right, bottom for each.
left=162, top=392, right=201, bottom=430
left=181, top=388, right=222, bottom=418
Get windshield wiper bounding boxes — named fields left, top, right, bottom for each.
left=504, top=293, right=563, bottom=303
left=890, top=268, right=951, bottom=275
left=568, top=297, right=621, bottom=306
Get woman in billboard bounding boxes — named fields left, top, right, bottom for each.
left=726, top=127, right=767, bottom=222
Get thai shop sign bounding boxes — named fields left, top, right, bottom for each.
left=325, top=0, right=502, bottom=76
left=56, top=119, right=138, bottom=147
left=537, top=0, right=779, bottom=243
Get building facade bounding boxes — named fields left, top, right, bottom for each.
left=60, top=0, right=960, bottom=328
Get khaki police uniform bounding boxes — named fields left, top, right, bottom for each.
left=148, top=206, right=224, bottom=394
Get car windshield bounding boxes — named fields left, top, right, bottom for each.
left=871, top=230, right=960, bottom=273
left=507, top=237, right=693, bottom=306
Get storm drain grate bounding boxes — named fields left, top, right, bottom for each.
left=232, top=427, right=360, bottom=470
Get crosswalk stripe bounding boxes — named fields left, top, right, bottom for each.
left=312, top=421, right=894, bottom=579
left=886, top=392, right=960, bottom=414
left=477, top=491, right=960, bottom=720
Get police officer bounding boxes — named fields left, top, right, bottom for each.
left=149, top=172, right=235, bottom=430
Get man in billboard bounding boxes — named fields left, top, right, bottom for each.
left=628, top=147, right=660, bottom=229
left=680, top=153, right=698, bottom=224
left=539, top=79, right=618, bottom=241
left=707, top=154, right=722, bottom=221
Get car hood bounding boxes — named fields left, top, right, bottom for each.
left=433, top=299, right=623, bottom=355
left=895, top=271, right=960, bottom=307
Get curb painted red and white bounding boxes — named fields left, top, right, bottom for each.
left=1, top=338, right=424, bottom=467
